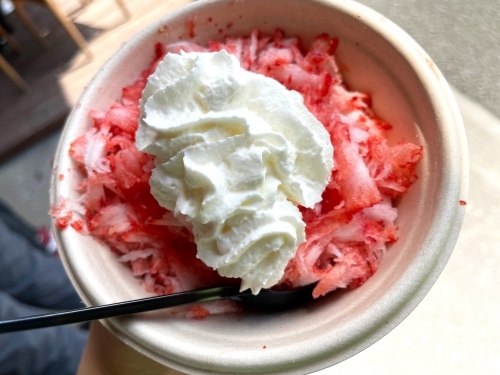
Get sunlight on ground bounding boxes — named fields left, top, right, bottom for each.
left=57, top=0, right=191, bottom=105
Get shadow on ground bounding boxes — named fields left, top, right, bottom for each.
left=0, top=2, right=104, bottom=163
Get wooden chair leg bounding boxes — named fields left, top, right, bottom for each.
left=0, top=25, right=23, bottom=55
left=0, top=55, right=29, bottom=92
left=114, top=0, right=131, bottom=19
left=43, top=0, right=92, bottom=58
left=13, top=1, right=49, bottom=50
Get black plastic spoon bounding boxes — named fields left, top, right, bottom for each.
left=0, top=283, right=316, bottom=334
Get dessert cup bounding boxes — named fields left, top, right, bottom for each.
left=50, top=0, right=468, bottom=373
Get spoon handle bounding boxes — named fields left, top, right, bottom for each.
left=0, top=285, right=243, bottom=334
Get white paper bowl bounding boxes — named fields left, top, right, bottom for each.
left=51, top=0, right=468, bottom=373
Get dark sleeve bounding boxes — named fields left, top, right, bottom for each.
left=0, top=290, right=87, bottom=375
left=0, top=219, right=84, bottom=310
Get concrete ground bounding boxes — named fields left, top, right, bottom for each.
left=361, top=0, right=500, bottom=120
left=0, top=129, right=60, bottom=227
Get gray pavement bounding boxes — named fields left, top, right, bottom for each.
left=0, top=131, right=61, bottom=227
left=360, top=0, right=500, bottom=119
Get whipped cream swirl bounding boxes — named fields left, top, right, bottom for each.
left=137, top=51, right=333, bottom=293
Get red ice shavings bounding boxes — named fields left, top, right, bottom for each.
left=53, top=30, right=423, bottom=315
